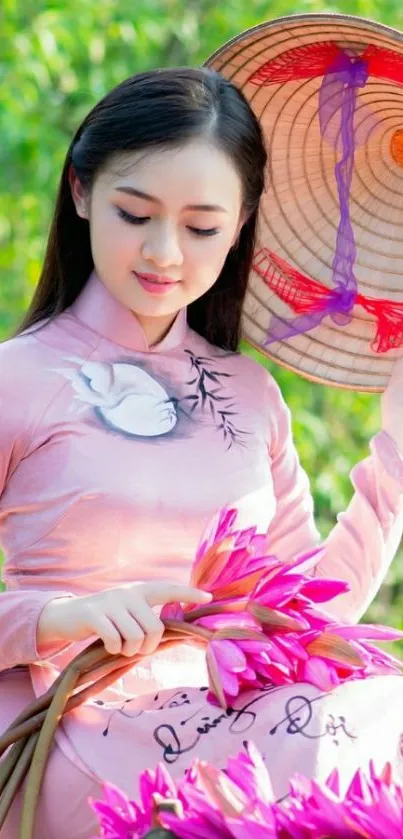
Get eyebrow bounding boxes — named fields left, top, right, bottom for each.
left=114, top=186, right=229, bottom=213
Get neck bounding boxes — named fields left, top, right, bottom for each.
left=134, top=311, right=180, bottom=347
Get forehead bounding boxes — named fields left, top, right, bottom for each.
left=98, top=140, right=243, bottom=205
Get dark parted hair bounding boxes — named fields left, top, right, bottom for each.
left=14, top=66, right=267, bottom=350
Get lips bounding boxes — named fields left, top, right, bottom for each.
left=134, top=272, right=179, bottom=296
left=135, top=271, right=178, bottom=285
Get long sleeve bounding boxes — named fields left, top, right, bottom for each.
left=0, top=590, right=75, bottom=671
left=265, top=375, right=403, bottom=623
left=0, top=337, right=74, bottom=672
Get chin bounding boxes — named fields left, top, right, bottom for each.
left=129, top=297, right=182, bottom=318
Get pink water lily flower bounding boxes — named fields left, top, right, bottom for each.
left=92, top=742, right=403, bottom=839
left=89, top=763, right=176, bottom=838
left=190, top=510, right=330, bottom=608
left=276, top=760, right=403, bottom=838
left=91, top=743, right=279, bottom=839
left=89, top=782, right=142, bottom=839
left=295, top=623, right=403, bottom=691
left=160, top=742, right=278, bottom=839
left=206, top=639, right=250, bottom=700
left=162, top=506, right=403, bottom=706
left=160, top=508, right=272, bottom=622
left=190, top=508, right=270, bottom=595
left=248, top=556, right=350, bottom=635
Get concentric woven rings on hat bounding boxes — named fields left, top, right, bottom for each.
left=204, top=13, right=403, bottom=391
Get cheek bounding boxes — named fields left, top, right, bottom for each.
left=183, top=244, right=231, bottom=300
left=186, top=237, right=231, bottom=273
left=91, top=214, right=141, bottom=259
left=204, top=241, right=232, bottom=284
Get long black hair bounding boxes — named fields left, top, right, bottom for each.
left=14, top=67, right=267, bottom=350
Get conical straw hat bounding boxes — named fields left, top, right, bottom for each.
left=204, top=13, right=403, bottom=391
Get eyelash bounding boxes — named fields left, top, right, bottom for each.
left=116, top=208, right=219, bottom=237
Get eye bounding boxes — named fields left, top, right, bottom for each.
left=116, top=207, right=219, bottom=237
left=117, top=208, right=149, bottom=225
left=189, top=226, right=220, bottom=237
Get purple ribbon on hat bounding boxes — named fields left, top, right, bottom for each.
left=264, top=50, right=369, bottom=345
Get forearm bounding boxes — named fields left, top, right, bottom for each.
left=35, top=595, right=78, bottom=652
left=314, top=431, right=403, bottom=622
left=0, top=588, right=75, bottom=671
left=266, top=368, right=403, bottom=624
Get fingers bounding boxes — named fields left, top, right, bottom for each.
left=86, top=584, right=213, bottom=658
left=143, top=583, right=213, bottom=608
left=107, top=610, right=147, bottom=657
left=92, top=607, right=165, bottom=658
left=126, top=602, right=165, bottom=656
left=90, top=612, right=127, bottom=656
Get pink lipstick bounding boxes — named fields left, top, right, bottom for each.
left=134, top=272, right=179, bottom=296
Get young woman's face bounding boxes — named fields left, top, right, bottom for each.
left=70, top=139, right=247, bottom=341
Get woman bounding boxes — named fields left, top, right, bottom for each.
left=1, top=63, right=403, bottom=839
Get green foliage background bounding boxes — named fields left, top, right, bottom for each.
left=1, top=0, right=402, bottom=636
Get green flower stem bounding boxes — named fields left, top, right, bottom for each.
left=0, top=738, right=27, bottom=796
left=0, top=734, right=39, bottom=829
left=164, top=619, right=212, bottom=641
left=0, top=660, right=140, bottom=833
left=184, top=599, right=248, bottom=621
left=0, top=658, right=137, bottom=752
left=20, top=668, right=80, bottom=839
left=0, top=622, right=209, bottom=839
left=0, top=641, right=111, bottom=758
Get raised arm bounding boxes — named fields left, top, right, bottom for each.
left=265, top=374, right=403, bottom=623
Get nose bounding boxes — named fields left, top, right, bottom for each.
left=141, top=221, right=183, bottom=268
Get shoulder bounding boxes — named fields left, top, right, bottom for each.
left=0, top=314, right=98, bottom=442
left=0, top=311, right=99, bottom=381
left=0, top=328, right=49, bottom=393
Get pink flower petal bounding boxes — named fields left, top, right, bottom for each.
left=335, top=623, right=403, bottom=642
left=301, top=578, right=350, bottom=602
left=209, top=639, right=246, bottom=672
left=253, top=573, right=305, bottom=607
left=300, top=656, right=340, bottom=691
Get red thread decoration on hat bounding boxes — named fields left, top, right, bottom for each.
left=253, top=248, right=403, bottom=353
left=247, top=42, right=403, bottom=86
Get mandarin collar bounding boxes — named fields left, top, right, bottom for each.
left=68, top=270, right=189, bottom=352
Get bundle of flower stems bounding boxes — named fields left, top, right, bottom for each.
left=0, top=621, right=206, bottom=839
left=0, top=507, right=402, bottom=839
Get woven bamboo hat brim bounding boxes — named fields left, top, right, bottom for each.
left=204, top=13, right=403, bottom=391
